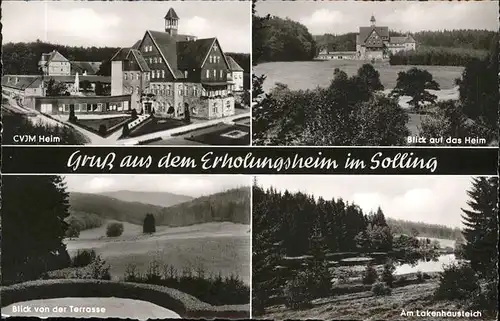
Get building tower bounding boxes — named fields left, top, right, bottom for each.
left=370, top=15, right=376, bottom=27
left=165, top=8, right=179, bottom=36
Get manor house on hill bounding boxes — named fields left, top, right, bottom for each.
left=317, top=15, right=416, bottom=61
left=356, top=15, right=416, bottom=60
left=110, top=8, right=244, bottom=120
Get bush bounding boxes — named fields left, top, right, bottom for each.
left=283, top=272, right=313, bottom=310
left=416, top=271, right=424, bottom=283
left=65, top=225, right=80, bottom=239
left=122, top=123, right=130, bottom=137
left=98, top=124, right=107, bottom=136
left=72, top=249, right=97, bottom=268
left=381, top=260, right=395, bottom=287
left=106, top=222, right=124, bottom=237
left=88, top=255, right=111, bottom=280
left=145, top=259, right=162, bottom=283
left=124, top=263, right=140, bottom=282
left=434, top=262, right=480, bottom=301
left=372, top=281, right=392, bottom=296
left=308, top=261, right=332, bottom=298
left=362, top=264, right=378, bottom=285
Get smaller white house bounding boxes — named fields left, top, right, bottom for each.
left=39, top=50, right=71, bottom=76
left=226, top=56, right=244, bottom=92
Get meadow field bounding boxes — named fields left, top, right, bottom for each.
left=64, top=221, right=250, bottom=284
left=254, top=60, right=464, bottom=92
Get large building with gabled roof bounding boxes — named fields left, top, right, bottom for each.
left=356, top=15, right=416, bottom=60
left=111, top=8, right=237, bottom=120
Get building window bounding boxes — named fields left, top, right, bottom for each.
left=213, top=69, right=216, bottom=77
left=213, top=45, right=217, bottom=52
left=154, top=57, right=157, bottom=63
left=151, top=71, right=155, bottom=79
left=124, top=73, right=128, bottom=80
left=136, top=73, right=139, bottom=80
left=217, top=56, right=221, bottom=63
left=193, top=86, right=198, bottom=96
left=184, top=70, right=188, bottom=78
left=136, top=86, right=140, bottom=94
left=157, top=70, right=160, bottom=78
left=161, top=70, right=165, bottom=78
left=209, top=56, right=212, bottom=64
left=178, top=88, right=182, bottom=96
left=167, top=84, right=171, bottom=96
left=206, top=69, right=209, bottom=78
left=149, top=58, right=153, bottom=64
left=220, top=70, right=223, bottom=78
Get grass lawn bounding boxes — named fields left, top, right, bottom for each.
left=185, top=124, right=250, bottom=145
left=74, top=116, right=130, bottom=137
left=261, top=282, right=474, bottom=321
left=64, top=222, right=250, bottom=284
left=254, top=60, right=464, bottom=92
left=128, top=117, right=187, bottom=138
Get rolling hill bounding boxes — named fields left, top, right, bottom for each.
left=101, top=190, right=193, bottom=208
left=68, top=187, right=250, bottom=228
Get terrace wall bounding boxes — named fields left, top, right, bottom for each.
left=0, top=279, right=250, bottom=319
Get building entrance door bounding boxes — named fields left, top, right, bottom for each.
left=144, top=102, right=152, bottom=114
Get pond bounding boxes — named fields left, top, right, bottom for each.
left=2, top=297, right=181, bottom=320
left=394, top=254, right=457, bottom=275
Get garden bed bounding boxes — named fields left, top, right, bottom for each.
left=73, top=116, right=130, bottom=138
left=185, top=124, right=250, bottom=145
left=127, top=117, right=188, bottom=138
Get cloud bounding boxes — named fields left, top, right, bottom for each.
left=80, top=177, right=117, bottom=192
left=183, top=16, right=211, bottom=37
left=46, top=7, right=121, bottom=46
left=300, top=9, right=347, bottom=35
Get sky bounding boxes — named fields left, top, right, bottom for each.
left=64, top=175, right=250, bottom=198
left=256, top=0, right=499, bottom=35
left=2, top=1, right=251, bottom=53
left=255, top=175, right=483, bottom=228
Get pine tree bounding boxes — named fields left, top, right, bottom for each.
left=143, top=213, right=156, bottom=234
left=252, top=185, right=284, bottom=315
left=2, top=175, right=71, bottom=284
left=461, top=177, right=498, bottom=278
left=372, top=207, right=388, bottom=227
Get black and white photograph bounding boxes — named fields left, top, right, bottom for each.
left=1, top=175, right=251, bottom=319
left=2, top=1, right=251, bottom=146
left=252, top=176, right=498, bottom=320
left=252, top=0, right=499, bottom=146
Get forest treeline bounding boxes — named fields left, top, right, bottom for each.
left=68, top=187, right=250, bottom=229
left=389, top=46, right=490, bottom=66
left=2, top=41, right=250, bottom=79
left=387, top=218, right=462, bottom=241
left=253, top=184, right=444, bottom=257
left=2, top=41, right=119, bottom=75
left=252, top=15, right=317, bottom=64
left=315, top=29, right=496, bottom=53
